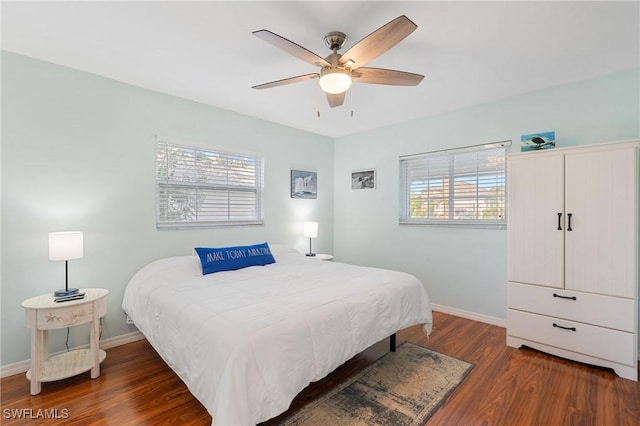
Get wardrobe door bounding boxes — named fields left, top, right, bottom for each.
left=564, top=147, right=638, bottom=298
left=508, top=154, right=565, bottom=288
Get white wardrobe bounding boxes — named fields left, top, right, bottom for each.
left=507, top=140, right=639, bottom=381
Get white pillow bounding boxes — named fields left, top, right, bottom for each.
left=269, top=244, right=306, bottom=264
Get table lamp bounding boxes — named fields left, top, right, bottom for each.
left=49, top=231, right=83, bottom=297
left=303, top=221, right=318, bottom=257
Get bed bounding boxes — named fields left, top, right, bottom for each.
left=121, top=244, right=432, bottom=425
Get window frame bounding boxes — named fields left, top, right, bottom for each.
left=155, top=137, right=265, bottom=229
left=399, top=141, right=511, bottom=228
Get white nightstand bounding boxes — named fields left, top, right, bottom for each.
left=311, top=254, right=334, bottom=261
left=21, top=288, right=108, bottom=395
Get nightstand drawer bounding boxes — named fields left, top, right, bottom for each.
left=36, top=305, right=93, bottom=329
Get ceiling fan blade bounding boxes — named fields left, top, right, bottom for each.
left=252, top=73, right=319, bottom=90
left=253, top=29, right=331, bottom=67
left=340, top=15, right=417, bottom=69
left=352, top=67, right=424, bottom=86
left=326, top=92, right=345, bottom=108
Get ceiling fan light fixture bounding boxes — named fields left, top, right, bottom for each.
left=319, top=68, right=352, bottom=94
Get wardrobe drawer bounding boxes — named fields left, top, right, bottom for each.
left=508, top=282, right=635, bottom=332
left=507, top=309, right=636, bottom=366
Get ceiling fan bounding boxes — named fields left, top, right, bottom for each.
left=252, top=15, right=424, bottom=108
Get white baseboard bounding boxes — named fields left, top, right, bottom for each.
left=431, top=303, right=507, bottom=328
left=0, top=331, right=145, bottom=379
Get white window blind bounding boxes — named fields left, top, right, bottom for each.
left=156, top=139, right=264, bottom=228
left=400, top=141, right=510, bottom=226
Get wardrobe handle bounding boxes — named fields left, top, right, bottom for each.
left=553, top=293, right=576, bottom=301
left=553, top=323, right=576, bottom=332
left=557, top=213, right=562, bottom=230
left=567, top=213, right=573, bottom=231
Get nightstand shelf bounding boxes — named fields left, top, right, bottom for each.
left=26, top=349, right=107, bottom=382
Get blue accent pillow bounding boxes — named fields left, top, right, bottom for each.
left=195, top=242, right=276, bottom=275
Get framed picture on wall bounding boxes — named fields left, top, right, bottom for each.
left=521, top=131, right=556, bottom=151
left=351, top=169, right=376, bottom=190
left=291, top=170, right=317, bottom=199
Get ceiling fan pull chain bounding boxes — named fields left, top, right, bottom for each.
left=350, top=87, right=354, bottom=117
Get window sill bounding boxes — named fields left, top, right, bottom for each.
left=399, top=221, right=506, bottom=230
left=157, top=221, right=264, bottom=230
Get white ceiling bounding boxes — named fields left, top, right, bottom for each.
left=2, top=1, right=639, bottom=138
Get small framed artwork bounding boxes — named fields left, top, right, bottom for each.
left=351, top=169, right=376, bottom=190
left=291, top=170, right=317, bottom=199
left=521, top=131, right=556, bottom=151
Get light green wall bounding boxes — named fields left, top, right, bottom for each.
left=333, top=68, right=640, bottom=322
left=1, top=52, right=334, bottom=366
left=2, top=50, right=638, bottom=368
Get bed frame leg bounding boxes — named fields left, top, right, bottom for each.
left=390, top=333, right=396, bottom=352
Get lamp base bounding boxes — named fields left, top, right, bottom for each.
left=306, top=253, right=316, bottom=257
left=54, top=288, right=80, bottom=297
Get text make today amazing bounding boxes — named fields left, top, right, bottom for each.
left=205, top=246, right=272, bottom=263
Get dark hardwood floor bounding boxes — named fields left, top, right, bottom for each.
left=2, top=311, right=639, bottom=425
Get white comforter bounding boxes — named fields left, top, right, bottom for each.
left=121, top=245, right=432, bottom=425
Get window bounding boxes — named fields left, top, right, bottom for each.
left=156, top=138, right=264, bottom=228
left=400, top=141, right=510, bottom=226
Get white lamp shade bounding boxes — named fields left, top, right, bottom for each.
left=303, top=221, right=319, bottom=238
left=49, top=231, right=83, bottom=261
